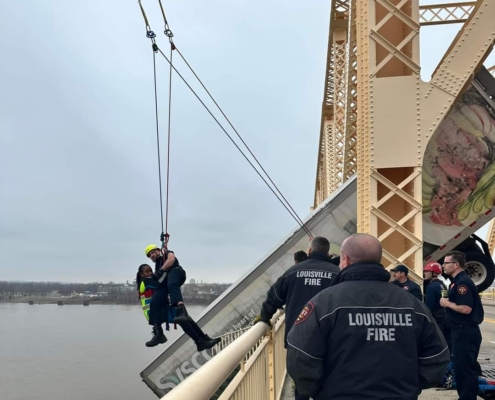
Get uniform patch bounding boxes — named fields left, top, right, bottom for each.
left=295, top=302, right=314, bottom=325
left=458, top=285, right=468, bottom=295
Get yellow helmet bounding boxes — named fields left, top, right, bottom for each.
left=145, top=244, right=158, bottom=257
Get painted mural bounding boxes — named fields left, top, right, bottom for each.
left=423, top=85, right=495, bottom=245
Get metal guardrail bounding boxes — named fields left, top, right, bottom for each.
left=480, top=288, right=495, bottom=300
left=162, top=310, right=286, bottom=400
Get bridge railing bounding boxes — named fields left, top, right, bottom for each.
left=480, top=287, right=495, bottom=300
left=163, top=310, right=287, bottom=400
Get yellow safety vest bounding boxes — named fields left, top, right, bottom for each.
left=139, top=281, right=152, bottom=322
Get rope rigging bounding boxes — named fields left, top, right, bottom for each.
left=140, top=0, right=175, bottom=248
left=138, top=0, right=313, bottom=238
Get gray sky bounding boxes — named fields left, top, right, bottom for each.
left=1, top=0, right=494, bottom=284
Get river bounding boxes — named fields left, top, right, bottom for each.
left=0, top=302, right=207, bottom=400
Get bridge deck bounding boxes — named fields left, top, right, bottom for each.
left=279, top=373, right=481, bottom=399
left=279, top=373, right=293, bottom=400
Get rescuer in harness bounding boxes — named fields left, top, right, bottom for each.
left=143, top=245, right=221, bottom=350
left=423, top=261, right=452, bottom=352
left=286, top=233, right=449, bottom=400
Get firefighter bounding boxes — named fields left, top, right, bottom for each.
left=423, top=261, right=451, bottom=352
left=440, top=250, right=484, bottom=400
left=293, top=250, right=308, bottom=264
left=256, top=236, right=340, bottom=400
left=144, top=245, right=220, bottom=351
left=391, top=264, right=423, bottom=301
left=286, top=233, right=449, bottom=399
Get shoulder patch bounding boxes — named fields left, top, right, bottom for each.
left=295, top=302, right=314, bottom=325
left=457, top=285, right=468, bottom=295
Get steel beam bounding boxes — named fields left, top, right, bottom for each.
left=419, top=2, right=477, bottom=26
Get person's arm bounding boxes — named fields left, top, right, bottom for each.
left=259, top=274, right=289, bottom=322
left=410, top=283, right=423, bottom=302
left=440, top=284, right=474, bottom=314
left=160, top=251, right=176, bottom=271
left=424, top=285, right=438, bottom=312
left=439, top=299, right=472, bottom=314
left=286, top=301, right=326, bottom=397
left=417, top=305, right=450, bottom=389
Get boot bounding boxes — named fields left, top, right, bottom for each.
left=177, top=319, right=221, bottom=352
left=174, top=303, right=192, bottom=324
left=196, top=337, right=221, bottom=352
left=190, top=320, right=221, bottom=347
left=146, top=325, right=167, bottom=347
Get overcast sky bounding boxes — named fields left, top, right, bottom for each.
left=1, top=0, right=494, bottom=284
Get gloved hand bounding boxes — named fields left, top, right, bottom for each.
left=253, top=314, right=271, bottom=327
left=153, top=269, right=164, bottom=280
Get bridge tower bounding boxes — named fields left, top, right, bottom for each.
left=314, top=0, right=495, bottom=280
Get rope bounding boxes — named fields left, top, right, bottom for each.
left=139, top=1, right=172, bottom=247
left=164, top=43, right=174, bottom=247
left=155, top=46, right=313, bottom=237
left=174, top=46, right=313, bottom=237
left=137, top=0, right=313, bottom=237
left=152, top=49, right=165, bottom=240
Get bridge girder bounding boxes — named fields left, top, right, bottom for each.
left=314, top=0, right=495, bottom=280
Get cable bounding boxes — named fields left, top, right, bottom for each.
left=174, top=46, right=312, bottom=236
left=152, top=49, right=165, bottom=237
left=155, top=46, right=312, bottom=236
left=137, top=0, right=312, bottom=236
left=164, top=44, right=173, bottom=242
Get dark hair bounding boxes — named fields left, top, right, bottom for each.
left=136, top=264, right=150, bottom=292
left=445, top=250, right=466, bottom=268
left=310, top=236, right=330, bottom=254
left=294, top=250, right=308, bottom=263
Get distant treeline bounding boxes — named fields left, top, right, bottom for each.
left=0, top=281, right=233, bottom=306
left=0, top=281, right=100, bottom=301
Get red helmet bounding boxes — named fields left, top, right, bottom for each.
left=424, top=261, right=442, bottom=275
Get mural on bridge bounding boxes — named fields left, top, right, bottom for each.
left=423, top=85, right=495, bottom=245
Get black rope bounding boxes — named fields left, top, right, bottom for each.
left=164, top=43, right=173, bottom=243
left=174, top=46, right=312, bottom=237
left=152, top=48, right=166, bottom=237
left=138, top=0, right=312, bottom=237
left=155, top=46, right=313, bottom=237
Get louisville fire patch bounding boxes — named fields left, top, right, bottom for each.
left=458, top=285, right=468, bottom=295
left=295, top=302, right=314, bottom=325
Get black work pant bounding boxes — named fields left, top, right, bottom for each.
left=148, top=288, right=169, bottom=326
left=168, top=266, right=186, bottom=306
left=294, top=387, right=309, bottom=400
left=452, top=325, right=482, bottom=400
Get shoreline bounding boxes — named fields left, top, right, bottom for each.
left=0, top=297, right=214, bottom=306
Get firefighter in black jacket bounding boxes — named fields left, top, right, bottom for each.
left=391, top=264, right=423, bottom=301
left=287, top=233, right=450, bottom=400
left=440, top=250, right=484, bottom=400
left=424, top=261, right=451, bottom=352
left=256, top=236, right=340, bottom=400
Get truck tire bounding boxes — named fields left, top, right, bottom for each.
left=464, top=251, right=495, bottom=293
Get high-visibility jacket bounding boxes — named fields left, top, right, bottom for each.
left=139, top=280, right=154, bottom=322
left=139, top=278, right=177, bottom=329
